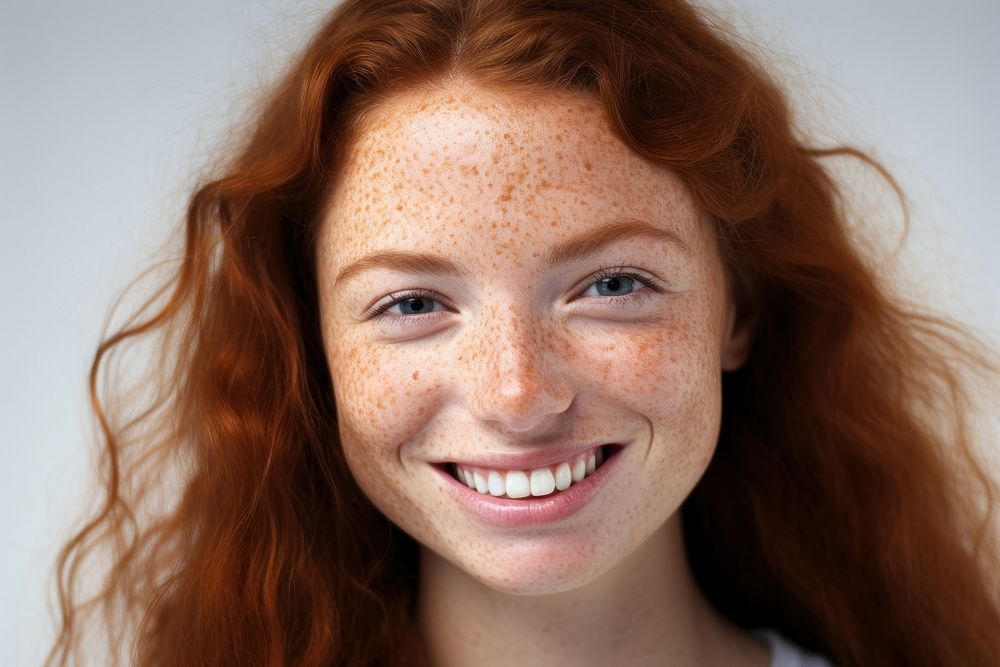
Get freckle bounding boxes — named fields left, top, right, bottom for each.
left=412, top=370, right=420, bottom=380
left=583, top=160, right=592, bottom=171
left=395, top=203, right=403, bottom=211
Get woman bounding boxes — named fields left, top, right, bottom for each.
left=46, top=1, right=1000, bottom=665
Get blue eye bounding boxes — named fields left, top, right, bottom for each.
left=368, top=267, right=663, bottom=325
left=393, top=295, right=444, bottom=316
left=368, top=289, right=450, bottom=324
left=583, top=274, right=639, bottom=298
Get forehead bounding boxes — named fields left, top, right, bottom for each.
left=319, top=81, right=707, bottom=271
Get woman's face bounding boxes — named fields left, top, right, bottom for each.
left=315, top=80, right=751, bottom=594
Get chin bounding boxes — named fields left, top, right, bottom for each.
left=459, top=538, right=619, bottom=596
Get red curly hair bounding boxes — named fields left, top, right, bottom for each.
left=46, top=1, right=1000, bottom=665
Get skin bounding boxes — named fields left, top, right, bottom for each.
left=315, top=77, right=766, bottom=666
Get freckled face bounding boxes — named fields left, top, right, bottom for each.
left=315, top=81, right=745, bottom=594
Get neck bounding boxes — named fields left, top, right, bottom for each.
left=415, top=514, right=770, bottom=667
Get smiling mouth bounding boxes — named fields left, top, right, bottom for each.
left=437, top=444, right=622, bottom=499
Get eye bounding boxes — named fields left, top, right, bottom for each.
left=580, top=269, right=650, bottom=299
left=369, top=290, right=449, bottom=321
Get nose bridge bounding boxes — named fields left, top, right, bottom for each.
left=465, top=307, right=572, bottom=432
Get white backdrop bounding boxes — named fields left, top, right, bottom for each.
left=3, top=1, right=997, bottom=664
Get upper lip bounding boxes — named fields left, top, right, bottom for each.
left=430, top=442, right=620, bottom=471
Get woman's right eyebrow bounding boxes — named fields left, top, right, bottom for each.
left=333, top=217, right=690, bottom=288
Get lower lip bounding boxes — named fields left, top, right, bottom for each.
left=431, top=445, right=625, bottom=528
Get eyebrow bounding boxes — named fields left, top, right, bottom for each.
left=333, top=217, right=691, bottom=287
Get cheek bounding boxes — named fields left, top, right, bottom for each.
left=329, top=335, right=431, bottom=447
left=324, top=330, right=440, bottom=520
left=578, top=301, right=720, bottom=408
left=570, top=300, right=723, bottom=470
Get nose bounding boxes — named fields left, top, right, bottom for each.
left=466, top=312, right=574, bottom=433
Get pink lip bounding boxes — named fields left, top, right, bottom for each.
left=431, top=444, right=625, bottom=528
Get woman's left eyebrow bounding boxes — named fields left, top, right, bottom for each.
left=334, top=217, right=690, bottom=287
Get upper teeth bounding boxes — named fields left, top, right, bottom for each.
left=452, top=446, right=606, bottom=498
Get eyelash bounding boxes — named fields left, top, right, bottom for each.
left=365, top=266, right=666, bottom=327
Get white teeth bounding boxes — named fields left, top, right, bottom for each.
left=488, top=470, right=505, bottom=496
left=453, top=446, right=610, bottom=498
left=530, top=468, right=556, bottom=496
left=473, top=470, right=489, bottom=494
left=505, top=471, right=530, bottom=498
left=554, top=462, right=572, bottom=490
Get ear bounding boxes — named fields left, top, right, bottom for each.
left=720, top=272, right=758, bottom=372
